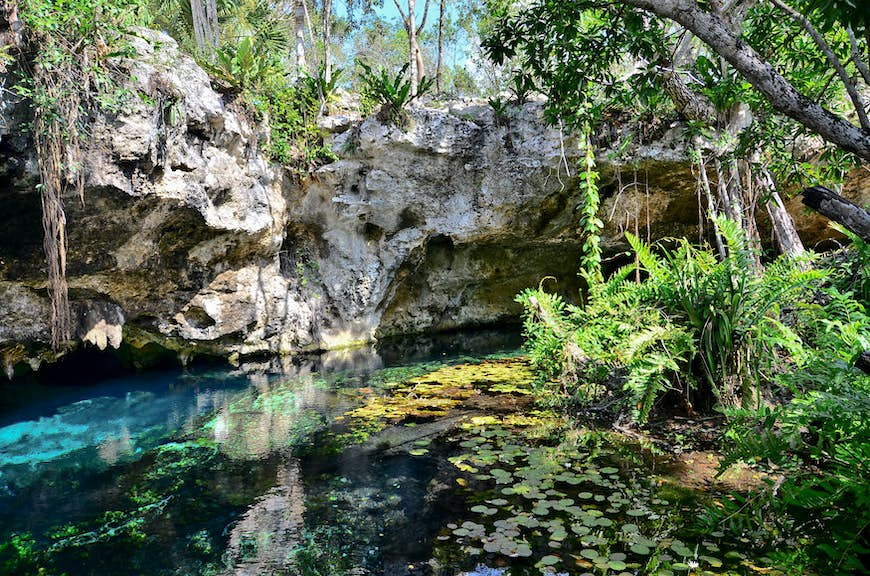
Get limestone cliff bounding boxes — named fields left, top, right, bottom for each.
left=1, top=30, right=865, bottom=378
left=0, top=31, right=587, bottom=376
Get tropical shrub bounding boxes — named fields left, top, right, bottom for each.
left=628, top=218, right=822, bottom=408
left=828, top=223, right=870, bottom=306
left=357, top=60, right=433, bottom=124
left=713, top=286, right=870, bottom=574
left=300, top=65, right=344, bottom=111
left=518, top=217, right=821, bottom=422
left=201, top=35, right=283, bottom=90
left=247, top=76, right=336, bottom=170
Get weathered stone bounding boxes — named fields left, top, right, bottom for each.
left=1, top=29, right=863, bottom=377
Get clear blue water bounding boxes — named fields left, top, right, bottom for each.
left=0, top=329, right=523, bottom=576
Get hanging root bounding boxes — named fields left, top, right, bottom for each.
left=31, top=33, right=86, bottom=350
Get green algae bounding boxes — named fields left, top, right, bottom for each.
left=333, top=358, right=536, bottom=446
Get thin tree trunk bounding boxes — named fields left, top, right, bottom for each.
left=205, top=0, right=219, bottom=51
left=190, top=0, right=209, bottom=56
left=697, top=152, right=727, bottom=259
left=322, top=0, right=332, bottom=83
left=436, top=0, right=445, bottom=93
left=393, top=0, right=429, bottom=96
left=759, top=169, right=805, bottom=258
left=294, top=0, right=306, bottom=77
left=408, top=0, right=419, bottom=94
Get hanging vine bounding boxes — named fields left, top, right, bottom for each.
left=577, top=127, right=603, bottom=285
left=32, top=49, right=82, bottom=348
left=13, top=0, right=142, bottom=349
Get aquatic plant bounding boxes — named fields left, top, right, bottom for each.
left=440, top=418, right=765, bottom=575
left=335, top=358, right=536, bottom=446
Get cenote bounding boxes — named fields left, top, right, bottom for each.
left=1, top=328, right=773, bottom=576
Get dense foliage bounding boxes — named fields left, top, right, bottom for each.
left=517, top=221, right=869, bottom=572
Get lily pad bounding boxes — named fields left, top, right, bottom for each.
left=539, top=555, right=560, bottom=566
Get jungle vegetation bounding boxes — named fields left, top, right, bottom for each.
left=488, top=1, right=869, bottom=573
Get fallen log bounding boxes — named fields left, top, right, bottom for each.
left=801, top=186, right=870, bottom=243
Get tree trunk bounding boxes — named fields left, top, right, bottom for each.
left=408, top=0, right=419, bottom=95
left=295, top=0, right=306, bottom=77
left=190, top=0, right=209, bottom=56
left=801, top=186, right=870, bottom=242
left=628, top=0, right=870, bottom=161
left=205, top=0, right=219, bottom=50
left=437, top=0, right=445, bottom=93
left=759, top=169, right=805, bottom=258
left=322, top=0, right=332, bottom=83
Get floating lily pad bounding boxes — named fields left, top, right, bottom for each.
left=514, top=544, right=533, bottom=557
left=700, top=555, right=722, bottom=567
left=470, top=505, right=498, bottom=516
left=539, top=555, right=560, bottom=566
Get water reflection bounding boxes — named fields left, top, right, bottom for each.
left=0, top=327, right=525, bottom=576
left=208, top=377, right=338, bottom=461
left=221, top=456, right=305, bottom=575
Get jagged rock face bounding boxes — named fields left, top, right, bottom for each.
left=2, top=30, right=864, bottom=377
left=296, top=103, right=586, bottom=343
left=0, top=30, right=294, bottom=373
left=0, top=31, right=589, bottom=375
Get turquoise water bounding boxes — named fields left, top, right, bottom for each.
left=0, top=330, right=523, bottom=576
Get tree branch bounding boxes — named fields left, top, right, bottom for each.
left=801, top=186, right=870, bottom=242
left=416, top=0, right=430, bottom=35
left=626, top=0, right=870, bottom=161
left=391, top=0, right=408, bottom=26
left=769, top=0, right=869, bottom=131
left=847, top=26, right=870, bottom=86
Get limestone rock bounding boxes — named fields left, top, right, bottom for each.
left=1, top=29, right=863, bottom=377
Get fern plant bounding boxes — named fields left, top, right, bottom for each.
left=626, top=217, right=823, bottom=408
left=518, top=216, right=824, bottom=422
left=517, top=265, right=695, bottom=422
left=719, top=287, right=870, bottom=574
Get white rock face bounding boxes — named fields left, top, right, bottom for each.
left=295, top=102, right=588, bottom=344
left=0, top=29, right=598, bottom=374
